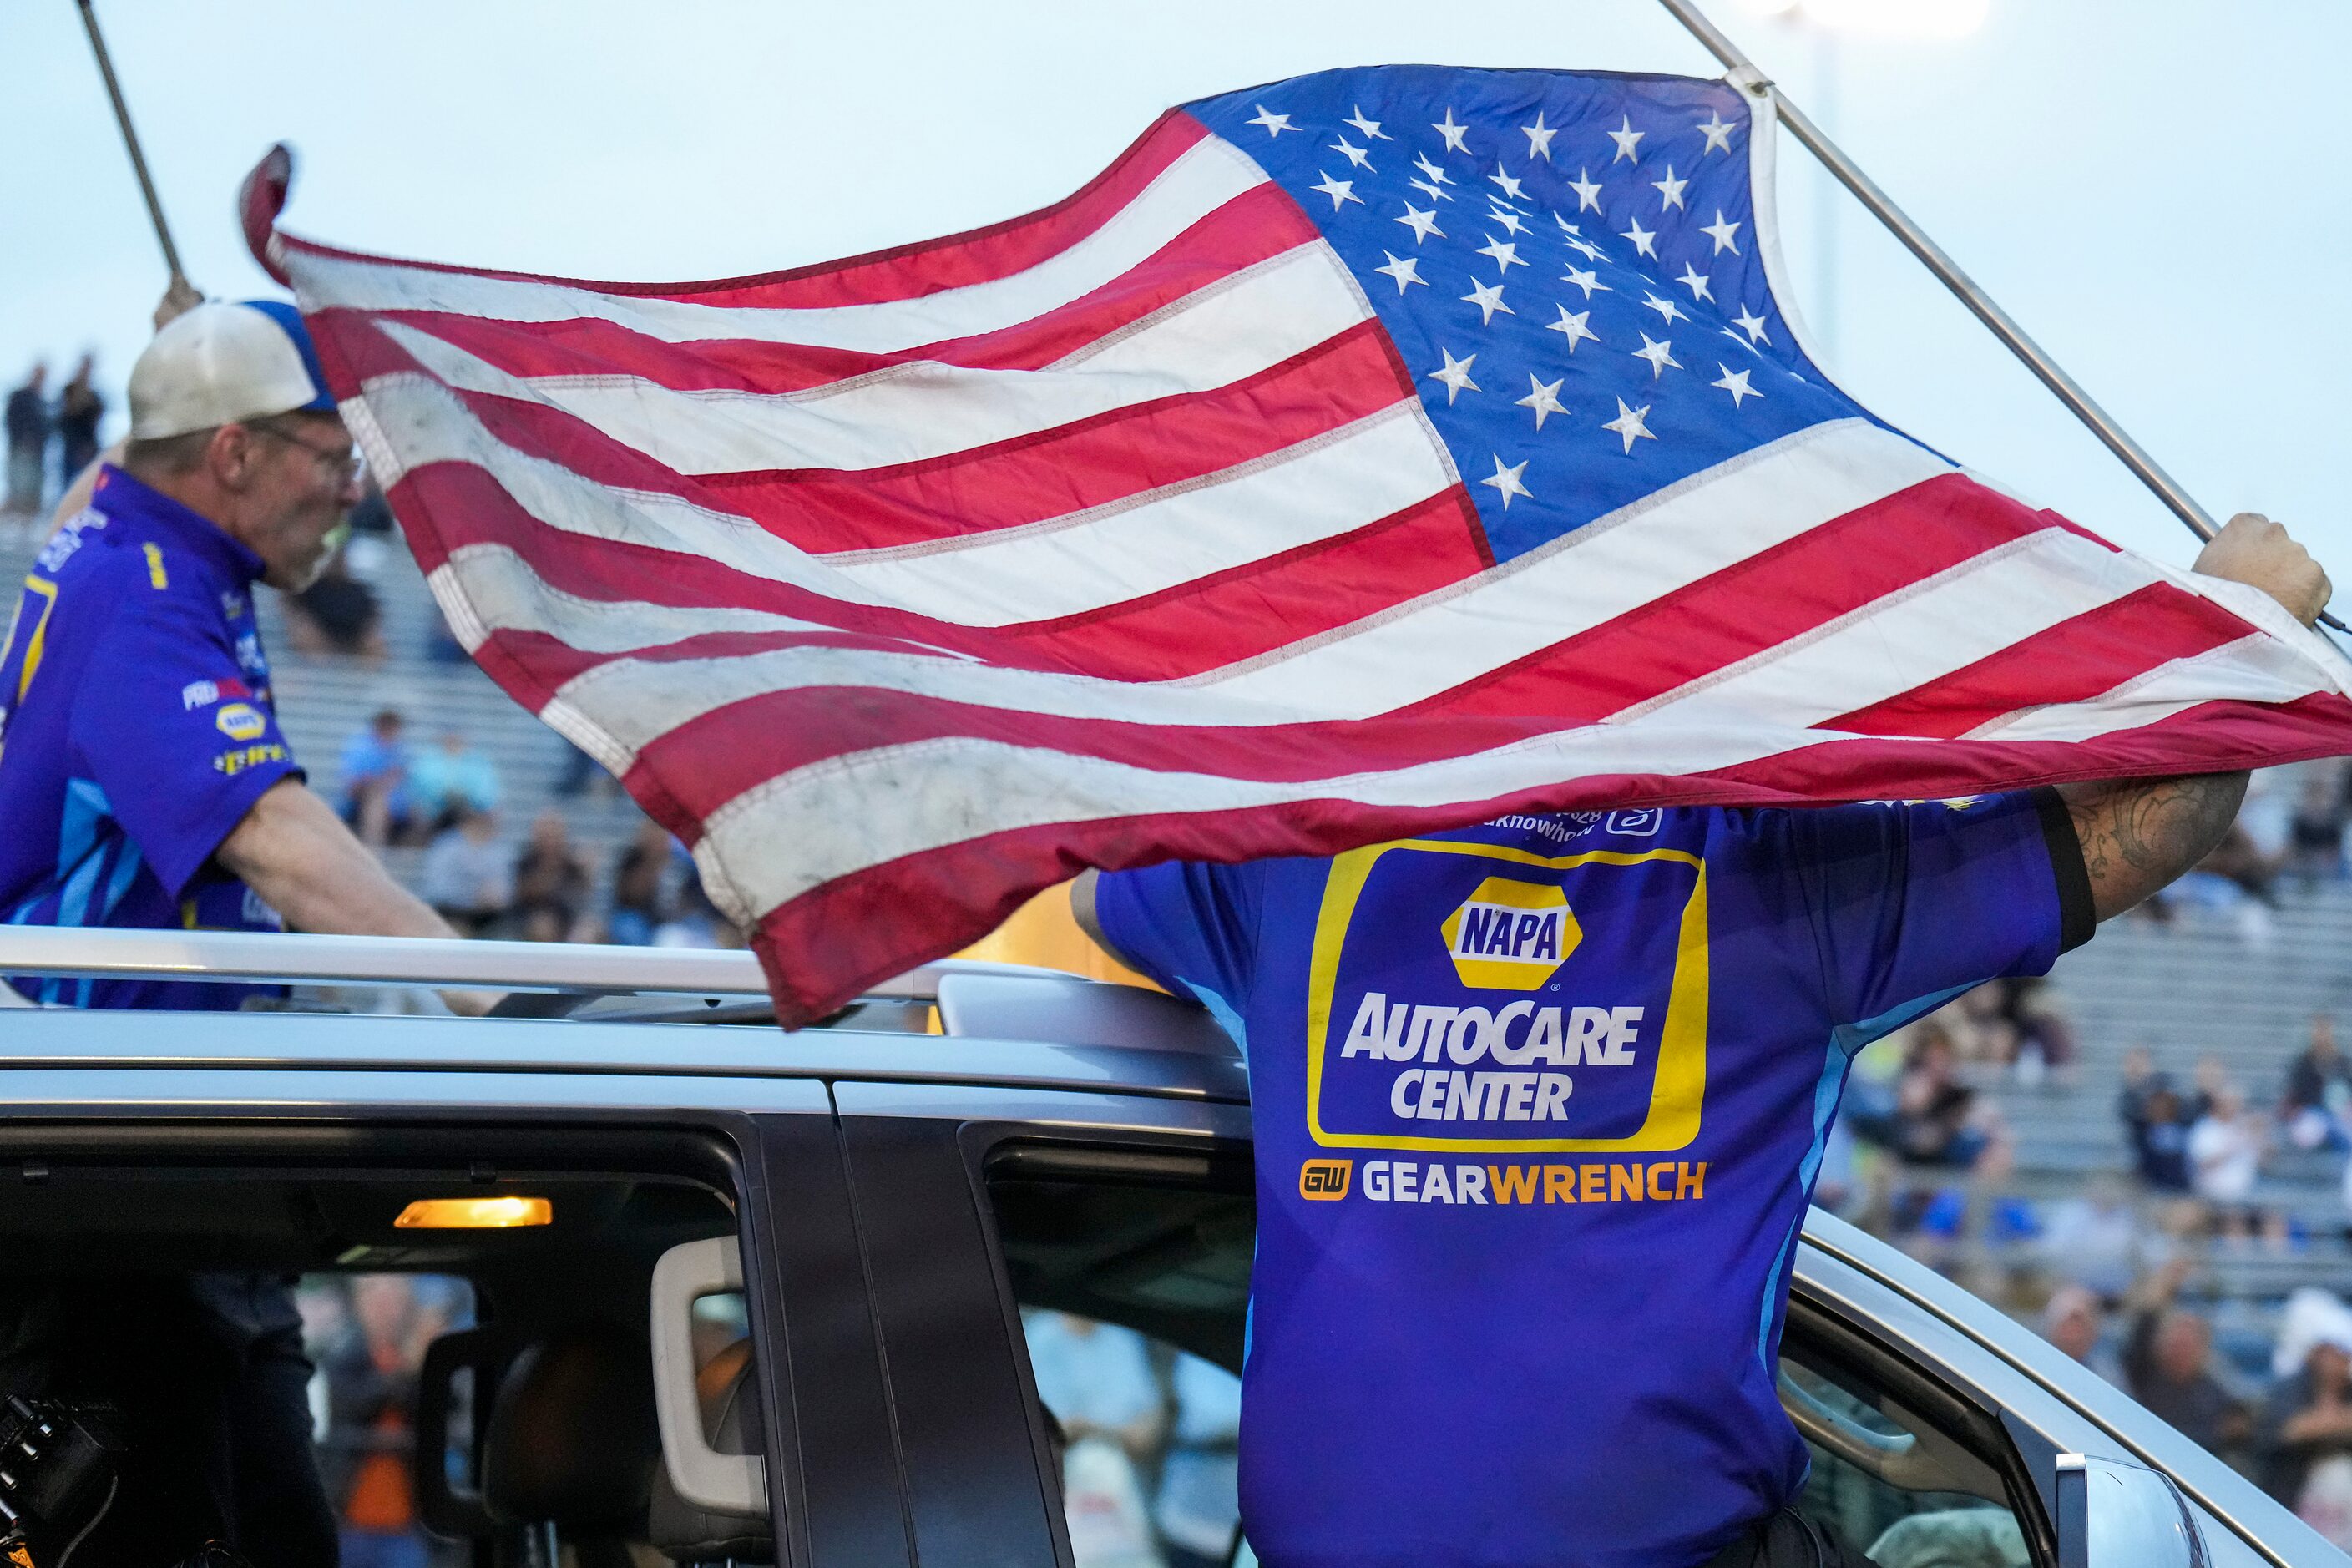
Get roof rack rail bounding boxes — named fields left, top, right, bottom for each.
left=0, top=925, right=1065, bottom=1003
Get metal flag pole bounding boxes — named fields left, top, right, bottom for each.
left=1655, top=0, right=2348, bottom=633
left=74, top=0, right=189, bottom=294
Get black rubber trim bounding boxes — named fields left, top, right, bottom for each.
left=2031, top=787, right=2097, bottom=954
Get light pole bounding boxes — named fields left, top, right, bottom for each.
left=1728, top=0, right=1989, bottom=361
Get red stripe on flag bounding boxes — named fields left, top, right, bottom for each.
left=354, top=318, right=1413, bottom=559
left=276, top=112, right=1213, bottom=315
left=736, top=689, right=2352, bottom=1024
left=1406, top=472, right=2053, bottom=723
left=316, top=188, right=1318, bottom=396
left=1823, top=583, right=2255, bottom=738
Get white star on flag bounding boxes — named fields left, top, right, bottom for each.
left=1247, top=106, right=1294, bottom=137
left=1545, top=305, right=1599, bottom=351
left=1640, top=291, right=1688, bottom=326
left=1633, top=333, right=1681, bottom=377
left=1480, top=455, right=1533, bottom=508
left=1345, top=105, right=1390, bottom=140
left=1330, top=137, right=1375, bottom=169
left=1560, top=266, right=1606, bottom=299
left=1675, top=263, right=1714, bottom=302
left=1373, top=252, right=1426, bottom=293
left=1489, top=164, right=1527, bottom=201
left=1516, top=375, right=1568, bottom=428
left=1522, top=112, right=1557, bottom=160
left=1396, top=205, right=1444, bottom=244
left=1408, top=177, right=1453, bottom=204
left=1563, top=232, right=1607, bottom=263
left=1620, top=219, right=1658, bottom=258
left=1732, top=304, right=1771, bottom=345
left=1603, top=397, right=1657, bottom=453
left=1461, top=277, right=1514, bottom=324
left=1428, top=347, right=1480, bottom=402
left=1434, top=109, right=1471, bottom=154
left=1475, top=235, right=1525, bottom=273
left=1567, top=169, right=1604, bottom=211
left=1700, top=211, right=1743, bottom=255
left=1697, top=109, right=1736, bottom=154
left=1608, top=115, right=1645, bottom=163
left=1309, top=173, right=1363, bottom=210
left=1712, top=365, right=1762, bottom=407
left=1651, top=166, right=1688, bottom=210
left=1413, top=153, right=1454, bottom=185
left=1486, top=205, right=1530, bottom=236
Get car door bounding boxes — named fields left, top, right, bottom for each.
left=0, top=1023, right=915, bottom=1568
left=835, top=1081, right=1250, bottom=1568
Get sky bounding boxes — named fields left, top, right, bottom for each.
left=3, top=0, right=2347, bottom=579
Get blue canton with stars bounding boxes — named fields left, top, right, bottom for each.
left=1186, top=67, right=1879, bottom=564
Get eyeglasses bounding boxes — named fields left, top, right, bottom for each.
left=246, top=419, right=366, bottom=484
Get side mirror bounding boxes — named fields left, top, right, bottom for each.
left=650, top=1236, right=766, bottom=1517
left=2055, top=1453, right=2208, bottom=1568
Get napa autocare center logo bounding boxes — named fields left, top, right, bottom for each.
left=1301, top=837, right=1713, bottom=1194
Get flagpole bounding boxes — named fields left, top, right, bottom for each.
left=1656, top=3, right=2259, bottom=550
left=74, top=0, right=189, bottom=295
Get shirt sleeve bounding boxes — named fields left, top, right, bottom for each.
left=1091, top=859, right=1264, bottom=1040
left=68, top=589, right=302, bottom=899
left=1762, top=789, right=2092, bottom=1041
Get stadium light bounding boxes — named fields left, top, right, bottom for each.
left=1731, top=0, right=1988, bottom=39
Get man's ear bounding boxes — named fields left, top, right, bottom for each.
left=206, top=423, right=260, bottom=492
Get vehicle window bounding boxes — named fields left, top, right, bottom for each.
left=1017, top=1309, right=1252, bottom=1568
left=990, top=1161, right=1256, bottom=1568
left=1778, top=1351, right=2031, bottom=1568
left=296, top=1272, right=477, bottom=1568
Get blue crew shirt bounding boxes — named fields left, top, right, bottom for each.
left=1095, top=796, right=2091, bottom=1568
left=0, top=466, right=304, bottom=1008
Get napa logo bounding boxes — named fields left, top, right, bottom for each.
left=1440, top=877, right=1580, bottom=990
left=215, top=703, right=267, bottom=741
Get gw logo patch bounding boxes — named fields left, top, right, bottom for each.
left=1440, top=877, right=1580, bottom=990
left=215, top=703, right=267, bottom=741
left=1298, top=1160, right=1353, bottom=1201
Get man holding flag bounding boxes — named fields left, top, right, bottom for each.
left=1075, top=510, right=2325, bottom=1566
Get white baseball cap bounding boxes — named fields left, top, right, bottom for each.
left=128, top=299, right=337, bottom=440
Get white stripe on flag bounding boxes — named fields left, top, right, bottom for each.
left=1966, top=633, right=2332, bottom=741
left=823, top=400, right=1453, bottom=625
left=372, top=242, right=1368, bottom=474
left=281, top=134, right=1271, bottom=355
left=1184, top=418, right=1953, bottom=711
left=685, top=630, right=2323, bottom=920
left=1624, top=529, right=2157, bottom=726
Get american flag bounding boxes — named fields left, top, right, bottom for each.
left=244, top=65, right=2352, bottom=1024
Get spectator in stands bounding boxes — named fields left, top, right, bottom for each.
left=3, top=362, right=47, bottom=518
left=2189, top=1082, right=2269, bottom=1222
left=2258, top=1334, right=2352, bottom=1516
left=284, top=548, right=387, bottom=661
left=2288, top=766, right=2349, bottom=887
left=319, top=1276, right=448, bottom=1568
left=1884, top=1026, right=2002, bottom=1170
left=1156, top=1353, right=1243, bottom=1568
left=2125, top=1264, right=2250, bottom=1461
left=418, top=808, right=510, bottom=937
left=338, top=709, right=414, bottom=846
left=512, top=809, right=591, bottom=943
left=2120, top=1049, right=2197, bottom=1195
left=655, top=878, right=742, bottom=950
left=2040, top=1174, right=2142, bottom=1300
left=53, top=355, right=104, bottom=485
left=2040, top=1284, right=2122, bottom=1384
left=2284, top=1014, right=2352, bottom=1152
left=404, top=729, right=501, bottom=837
left=607, top=819, right=676, bottom=947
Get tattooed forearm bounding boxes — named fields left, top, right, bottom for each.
left=2060, top=771, right=2249, bottom=922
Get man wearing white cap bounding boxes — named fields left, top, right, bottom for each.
left=0, top=298, right=485, bottom=1010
